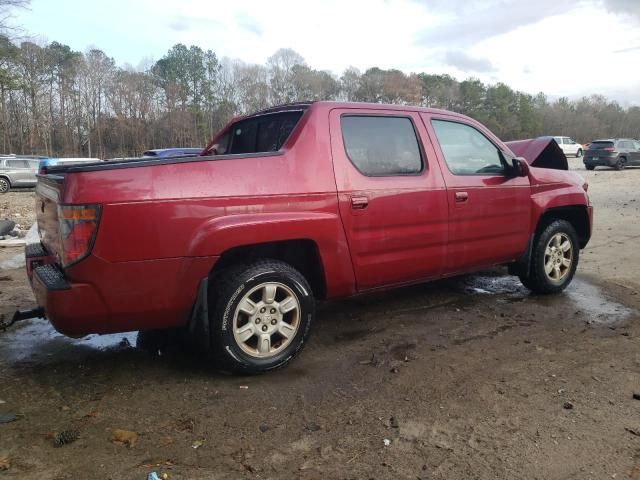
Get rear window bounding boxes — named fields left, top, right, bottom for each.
left=143, top=151, right=158, bottom=157
left=589, top=142, right=614, bottom=150
left=225, top=111, right=304, bottom=155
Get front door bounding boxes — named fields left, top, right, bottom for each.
left=422, top=114, right=531, bottom=274
left=329, top=108, right=449, bottom=291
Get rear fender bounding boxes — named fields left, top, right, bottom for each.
left=188, top=212, right=356, bottom=298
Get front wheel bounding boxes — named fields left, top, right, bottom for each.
left=519, top=220, right=579, bottom=294
left=585, top=164, right=595, bottom=171
left=209, top=260, right=314, bottom=374
left=0, top=177, right=10, bottom=194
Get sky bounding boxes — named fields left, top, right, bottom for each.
left=14, top=0, right=640, bottom=105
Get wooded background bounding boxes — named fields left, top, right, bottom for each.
left=1, top=38, right=639, bottom=159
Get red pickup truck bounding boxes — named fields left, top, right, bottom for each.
left=26, top=101, right=592, bottom=373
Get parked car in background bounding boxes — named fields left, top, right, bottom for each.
left=27, top=101, right=592, bottom=374
left=583, top=138, right=640, bottom=170
left=0, top=156, right=42, bottom=193
left=142, top=148, right=203, bottom=158
left=553, top=136, right=583, bottom=157
left=39, top=158, right=101, bottom=172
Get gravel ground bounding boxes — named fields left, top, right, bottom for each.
left=1, top=162, right=640, bottom=479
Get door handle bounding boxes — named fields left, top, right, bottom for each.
left=455, top=191, right=469, bottom=203
left=351, top=195, right=369, bottom=210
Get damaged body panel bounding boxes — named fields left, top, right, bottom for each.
left=506, top=136, right=569, bottom=170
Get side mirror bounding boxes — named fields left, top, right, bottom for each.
left=511, top=157, right=530, bottom=177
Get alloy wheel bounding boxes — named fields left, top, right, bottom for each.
left=232, top=282, right=301, bottom=358
left=544, top=233, right=573, bottom=283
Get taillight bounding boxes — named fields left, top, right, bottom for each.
left=604, top=147, right=615, bottom=152
left=57, top=204, right=101, bottom=267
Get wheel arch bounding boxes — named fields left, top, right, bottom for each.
left=211, top=239, right=327, bottom=301
left=535, top=205, right=591, bottom=249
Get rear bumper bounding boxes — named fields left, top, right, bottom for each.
left=584, top=155, right=616, bottom=166
left=25, top=242, right=218, bottom=336
left=31, top=265, right=111, bottom=336
left=26, top=245, right=110, bottom=336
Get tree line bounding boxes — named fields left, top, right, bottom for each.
left=0, top=38, right=638, bottom=159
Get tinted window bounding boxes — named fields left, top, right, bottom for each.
left=6, top=160, right=29, bottom=168
left=589, top=141, right=614, bottom=150
left=341, top=116, right=422, bottom=176
left=226, top=111, right=304, bottom=155
left=431, top=120, right=504, bottom=175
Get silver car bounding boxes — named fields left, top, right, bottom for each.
left=0, top=157, right=40, bottom=193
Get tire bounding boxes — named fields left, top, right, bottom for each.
left=0, top=177, right=10, bottom=194
left=585, top=164, right=595, bottom=171
left=209, top=260, right=315, bottom=374
left=576, top=149, right=583, bottom=158
left=615, top=157, right=626, bottom=170
left=518, top=219, right=579, bottom=294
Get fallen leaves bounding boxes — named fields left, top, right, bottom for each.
left=110, top=429, right=138, bottom=448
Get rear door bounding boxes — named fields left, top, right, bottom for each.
left=633, top=142, right=640, bottom=165
left=422, top=114, right=531, bottom=274
left=329, top=108, right=449, bottom=291
left=5, top=160, right=31, bottom=185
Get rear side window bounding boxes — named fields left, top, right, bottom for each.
left=589, top=142, right=614, bottom=150
left=6, top=160, right=30, bottom=168
left=340, top=116, right=423, bottom=176
left=431, top=120, right=504, bottom=175
left=226, top=111, right=304, bottom=155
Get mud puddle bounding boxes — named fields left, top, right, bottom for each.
left=0, top=318, right=137, bottom=364
left=462, top=273, right=634, bottom=325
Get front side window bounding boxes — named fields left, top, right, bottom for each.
left=341, top=116, right=423, bottom=176
left=431, top=120, right=504, bottom=175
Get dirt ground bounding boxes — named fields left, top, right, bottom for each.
left=1, top=160, right=640, bottom=480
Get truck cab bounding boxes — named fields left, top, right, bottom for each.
left=26, top=101, right=592, bottom=373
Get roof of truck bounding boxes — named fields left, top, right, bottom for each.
left=249, top=101, right=466, bottom=119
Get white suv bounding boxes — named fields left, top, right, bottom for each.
left=553, top=136, right=583, bottom=157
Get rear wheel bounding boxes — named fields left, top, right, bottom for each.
left=209, top=260, right=314, bottom=374
left=519, top=219, right=579, bottom=294
left=0, top=177, right=10, bottom=194
left=615, top=157, right=626, bottom=170
left=576, top=149, right=583, bottom=158
left=585, top=164, right=595, bottom=171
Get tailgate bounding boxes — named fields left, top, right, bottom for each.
left=35, top=175, right=65, bottom=264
